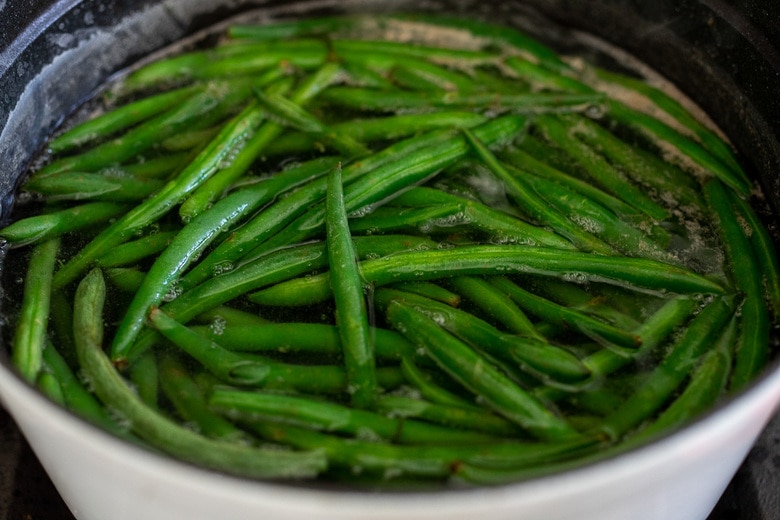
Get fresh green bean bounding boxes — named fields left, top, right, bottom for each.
left=179, top=63, right=347, bottom=220
left=11, top=239, right=60, bottom=382
left=326, top=163, right=377, bottom=407
left=377, top=289, right=591, bottom=386
left=385, top=300, right=579, bottom=441
left=388, top=282, right=461, bottom=307
left=109, top=156, right=338, bottom=360
left=42, top=341, right=126, bottom=435
left=489, top=276, right=640, bottom=349
left=375, top=395, right=523, bottom=437
left=250, top=244, right=725, bottom=307
left=630, top=315, right=735, bottom=442
left=128, top=350, right=159, bottom=408
left=600, top=296, right=735, bottom=439
left=52, top=100, right=268, bottom=290
left=209, top=390, right=501, bottom=445
left=96, top=231, right=176, bottom=268
left=0, top=202, right=128, bottom=248
left=400, top=357, right=479, bottom=410
left=461, top=126, right=614, bottom=254
left=703, top=179, right=770, bottom=391
left=72, top=268, right=327, bottom=479
left=180, top=125, right=464, bottom=288
left=36, top=372, right=65, bottom=404
left=190, top=323, right=413, bottom=360
left=592, top=66, right=747, bottom=182
left=533, top=114, right=670, bottom=221
left=253, top=115, right=531, bottom=252
left=390, top=186, right=576, bottom=249
left=158, top=354, right=251, bottom=441
left=38, top=80, right=254, bottom=177
left=319, top=87, right=603, bottom=113
left=729, top=193, right=780, bottom=319
left=448, top=276, right=541, bottom=339
left=23, top=171, right=164, bottom=202
left=49, top=85, right=201, bottom=154
left=605, top=101, right=752, bottom=196
left=264, top=112, right=488, bottom=157
left=120, top=235, right=438, bottom=364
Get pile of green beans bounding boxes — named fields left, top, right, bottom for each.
left=2, top=13, right=778, bottom=487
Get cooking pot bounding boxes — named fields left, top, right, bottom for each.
left=0, top=1, right=779, bottom=520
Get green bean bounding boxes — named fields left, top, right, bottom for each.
left=499, top=147, right=648, bottom=222
left=52, top=100, right=268, bottom=290
left=109, top=157, right=338, bottom=360
left=161, top=126, right=220, bottom=152
left=264, top=112, right=488, bottom=157
left=527, top=277, right=642, bottom=332
left=400, top=357, right=479, bottom=410
left=0, top=202, right=128, bottom=248
left=391, top=186, right=576, bottom=249
left=209, top=390, right=500, bottom=445
left=228, top=17, right=359, bottom=41
left=631, top=315, right=735, bottom=442
left=388, top=14, right=570, bottom=71
left=250, top=244, right=725, bottom=307
left=23, top=171, right=164, bottom=202
left=388, top=282, right=461, bottom=307
left=533, top=114, right=670, bottom=221
left=251, top=87, right=369, bottom=157
left=348, top=204, right=464, bottom=235
left=326, top=163, right=377, bottom=407
left=36, top=372, right=65, bottom=404
left=375, top=395, right=523, bottom=437
left=489, top=276, right=640, bottom=349
left=104, top=267, right=146, bottom=293
left=592, top=66, right=747, bottom=182
left=120, top=236, right=436, bottom=364
left=377, top=289, right=591, bottom=386
left=600, top=295, right=735, bottom=439
left=41, top=341, right=126, bottom=435
left=11, top=239, right=60, bottom=382
left=179, top=63, right=347, bottom=220
left=96, top=231, right=176, bottom=268
left=158, top=354, right=251, bottom=441
left=122, top=153, right=192, bottom=179
left=516, top=168, right=671, bottom=260
left=72, top=268, right=327, bottom=479
left=385, top=300, right=579, bottom=441
left=257, top=364, right=405, bottom=395
left=605, top=101, right=752, bottom=196
left=49, top=85, right=201, bottom=153
left=37, top=80, right=254, bottom=177
left=333, top=38, right=501, bottom=66
left=388, top=57, right=479, bottom=93
left=180, top=124, right=462, bottom=288
left=461, top=126, right=613, bottom=254
left=190, top=323, right=413, bottom=360
left=703, top=179, right=770, bottom=391
left=504, top=56, right=590, bottom=94
left=196, top=308, right=269, bottom=329
left=128, top=350, right=158, bottom=408
left=319, top=87, right=603, bottom=113
left=120, top=43, right=324, bottom=92
left=729, top=193, right=780, bottom=319
left=448, top=276, right=541, bottom=339
left=149, top=307, right=279, bottom=386
left=568, top=115, right=705, bottom=212
left=255, top=115, right=530, bottom=252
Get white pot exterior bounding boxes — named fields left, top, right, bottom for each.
left=1, top=360, right=779, bottom=520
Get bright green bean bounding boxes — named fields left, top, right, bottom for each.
left=11, top=239, right=60, bottom=382
left=385, top=300, right=579, bottom=441
left=326, top=163, right=377, bottom=407
left=72, top=268, right=327, bottom=479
